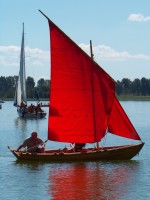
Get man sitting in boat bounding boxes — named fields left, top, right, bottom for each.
left=74, top=143, right=86, bottom=152
left=16, top=131, right=45, bottom=153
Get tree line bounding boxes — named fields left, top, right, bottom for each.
left=0, top=76, right=50, bottom=99
left=0, top=76, right=150, bottom=99
left=116, top=77, right=150, bottom=96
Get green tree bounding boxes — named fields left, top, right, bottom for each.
left=37, top=78, right=45, bottom=87
left=36, top=78, right=50, bottom=99
left=116, top=80, right=123, bottom=95
left=131, top=78, right=141, bottom=95
left=26, top=76, right=35, bottom=98
left=141, top=77, right=149, bottom=96
left=121, top=78, right=132, bottom=95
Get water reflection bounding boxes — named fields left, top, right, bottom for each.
left=14, top=117, right=27, bottom=132
left=12, top=160, right=140, bottom=200
left=48, top=161, right=140, bottom=200
left=10, top=161, right=49, bottom=200
left=14, top=117, right=47, bottom=132
left=15, top=160, right=45, bottom=171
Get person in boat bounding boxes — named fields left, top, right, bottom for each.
left=16, top=131, right=45, bottom=153
left=20, top=101, right=26, bottom=109
left=20, top=101, right=27, bottom=116
left=21, top=104, right=28, bottom=117
left=28, top=103, right=35, bottom=113
left=74, top=143, right=86, bottom=152
left=35, top=103, right=44, bottom=113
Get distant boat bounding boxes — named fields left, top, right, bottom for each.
left=0, top=104, right=2, bottom=109
left=9, top=11, right=144, bottom=162
left=13, top=23, right=46, bottom=119
left=0, top=100, right=4, bottom=103
left=40, top=102, right=49, bottom=107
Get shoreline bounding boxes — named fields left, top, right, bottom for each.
left=117, top=95, right=150, bottom=101
left=2, top=96, right=150, bottom=101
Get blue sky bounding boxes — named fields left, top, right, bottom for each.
left=1, top=0, right=150, bottom=83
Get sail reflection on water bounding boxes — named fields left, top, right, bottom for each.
left=48, top=162, right=139, bottom=200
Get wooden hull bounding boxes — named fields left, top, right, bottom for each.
left=17, top=110, right=47, bottom=119
left=8, top=142, right=144, bottom=162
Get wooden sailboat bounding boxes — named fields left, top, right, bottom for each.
left=8, top=11, right=144, bottom=161
left=14, top=23, right=46, bottom=119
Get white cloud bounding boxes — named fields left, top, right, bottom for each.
left=25, top=47, right=49, bottom=60
left=1, top=44, right=150, bottom=70
left=79, top=43, right=150, bottom=62
left=128, top=13, right=150, bottom=22
left=1, top=44, right=150, bottom=82
left=0, top=45, right=49, bottom=68
left=0, top=45, right=19, bottom=53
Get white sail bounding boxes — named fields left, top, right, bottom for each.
left=14, top=75, right=21, bottom=106
left=14, top=23, right=27, bottom=106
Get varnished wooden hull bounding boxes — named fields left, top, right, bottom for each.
left=8, top=142, right=144, bottom=162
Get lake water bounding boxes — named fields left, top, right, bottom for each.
left=0, top=101, right=149, bottom=200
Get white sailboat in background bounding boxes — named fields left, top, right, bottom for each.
left=14, top=23, right=46, bottom=119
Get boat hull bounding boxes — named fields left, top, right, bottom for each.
left=17, top=110, right=47, bottom=119
left=8, top=143, right=144, bottom=162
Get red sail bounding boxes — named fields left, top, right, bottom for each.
left=108, top=96, right=141, bottom=140
left=47, top=20, right=115, bottom=143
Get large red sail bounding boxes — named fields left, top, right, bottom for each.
left=47, top=20, right=115, bottom=143
left=108, top=96, right=141, bottom=140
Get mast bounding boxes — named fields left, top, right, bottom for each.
left=90, top=40, right=99, bottom=149
left=90, top=40, right=94, bottom=60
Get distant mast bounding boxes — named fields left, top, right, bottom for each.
left=20, top=22, right=27, bottom=104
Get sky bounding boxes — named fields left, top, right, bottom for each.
left=1, top=0, right=150, bottom=83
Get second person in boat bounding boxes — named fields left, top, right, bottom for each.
left=74, top=143, right=86, bottom=152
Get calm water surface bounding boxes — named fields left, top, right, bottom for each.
left=0, top=101, right=150, bottom=200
